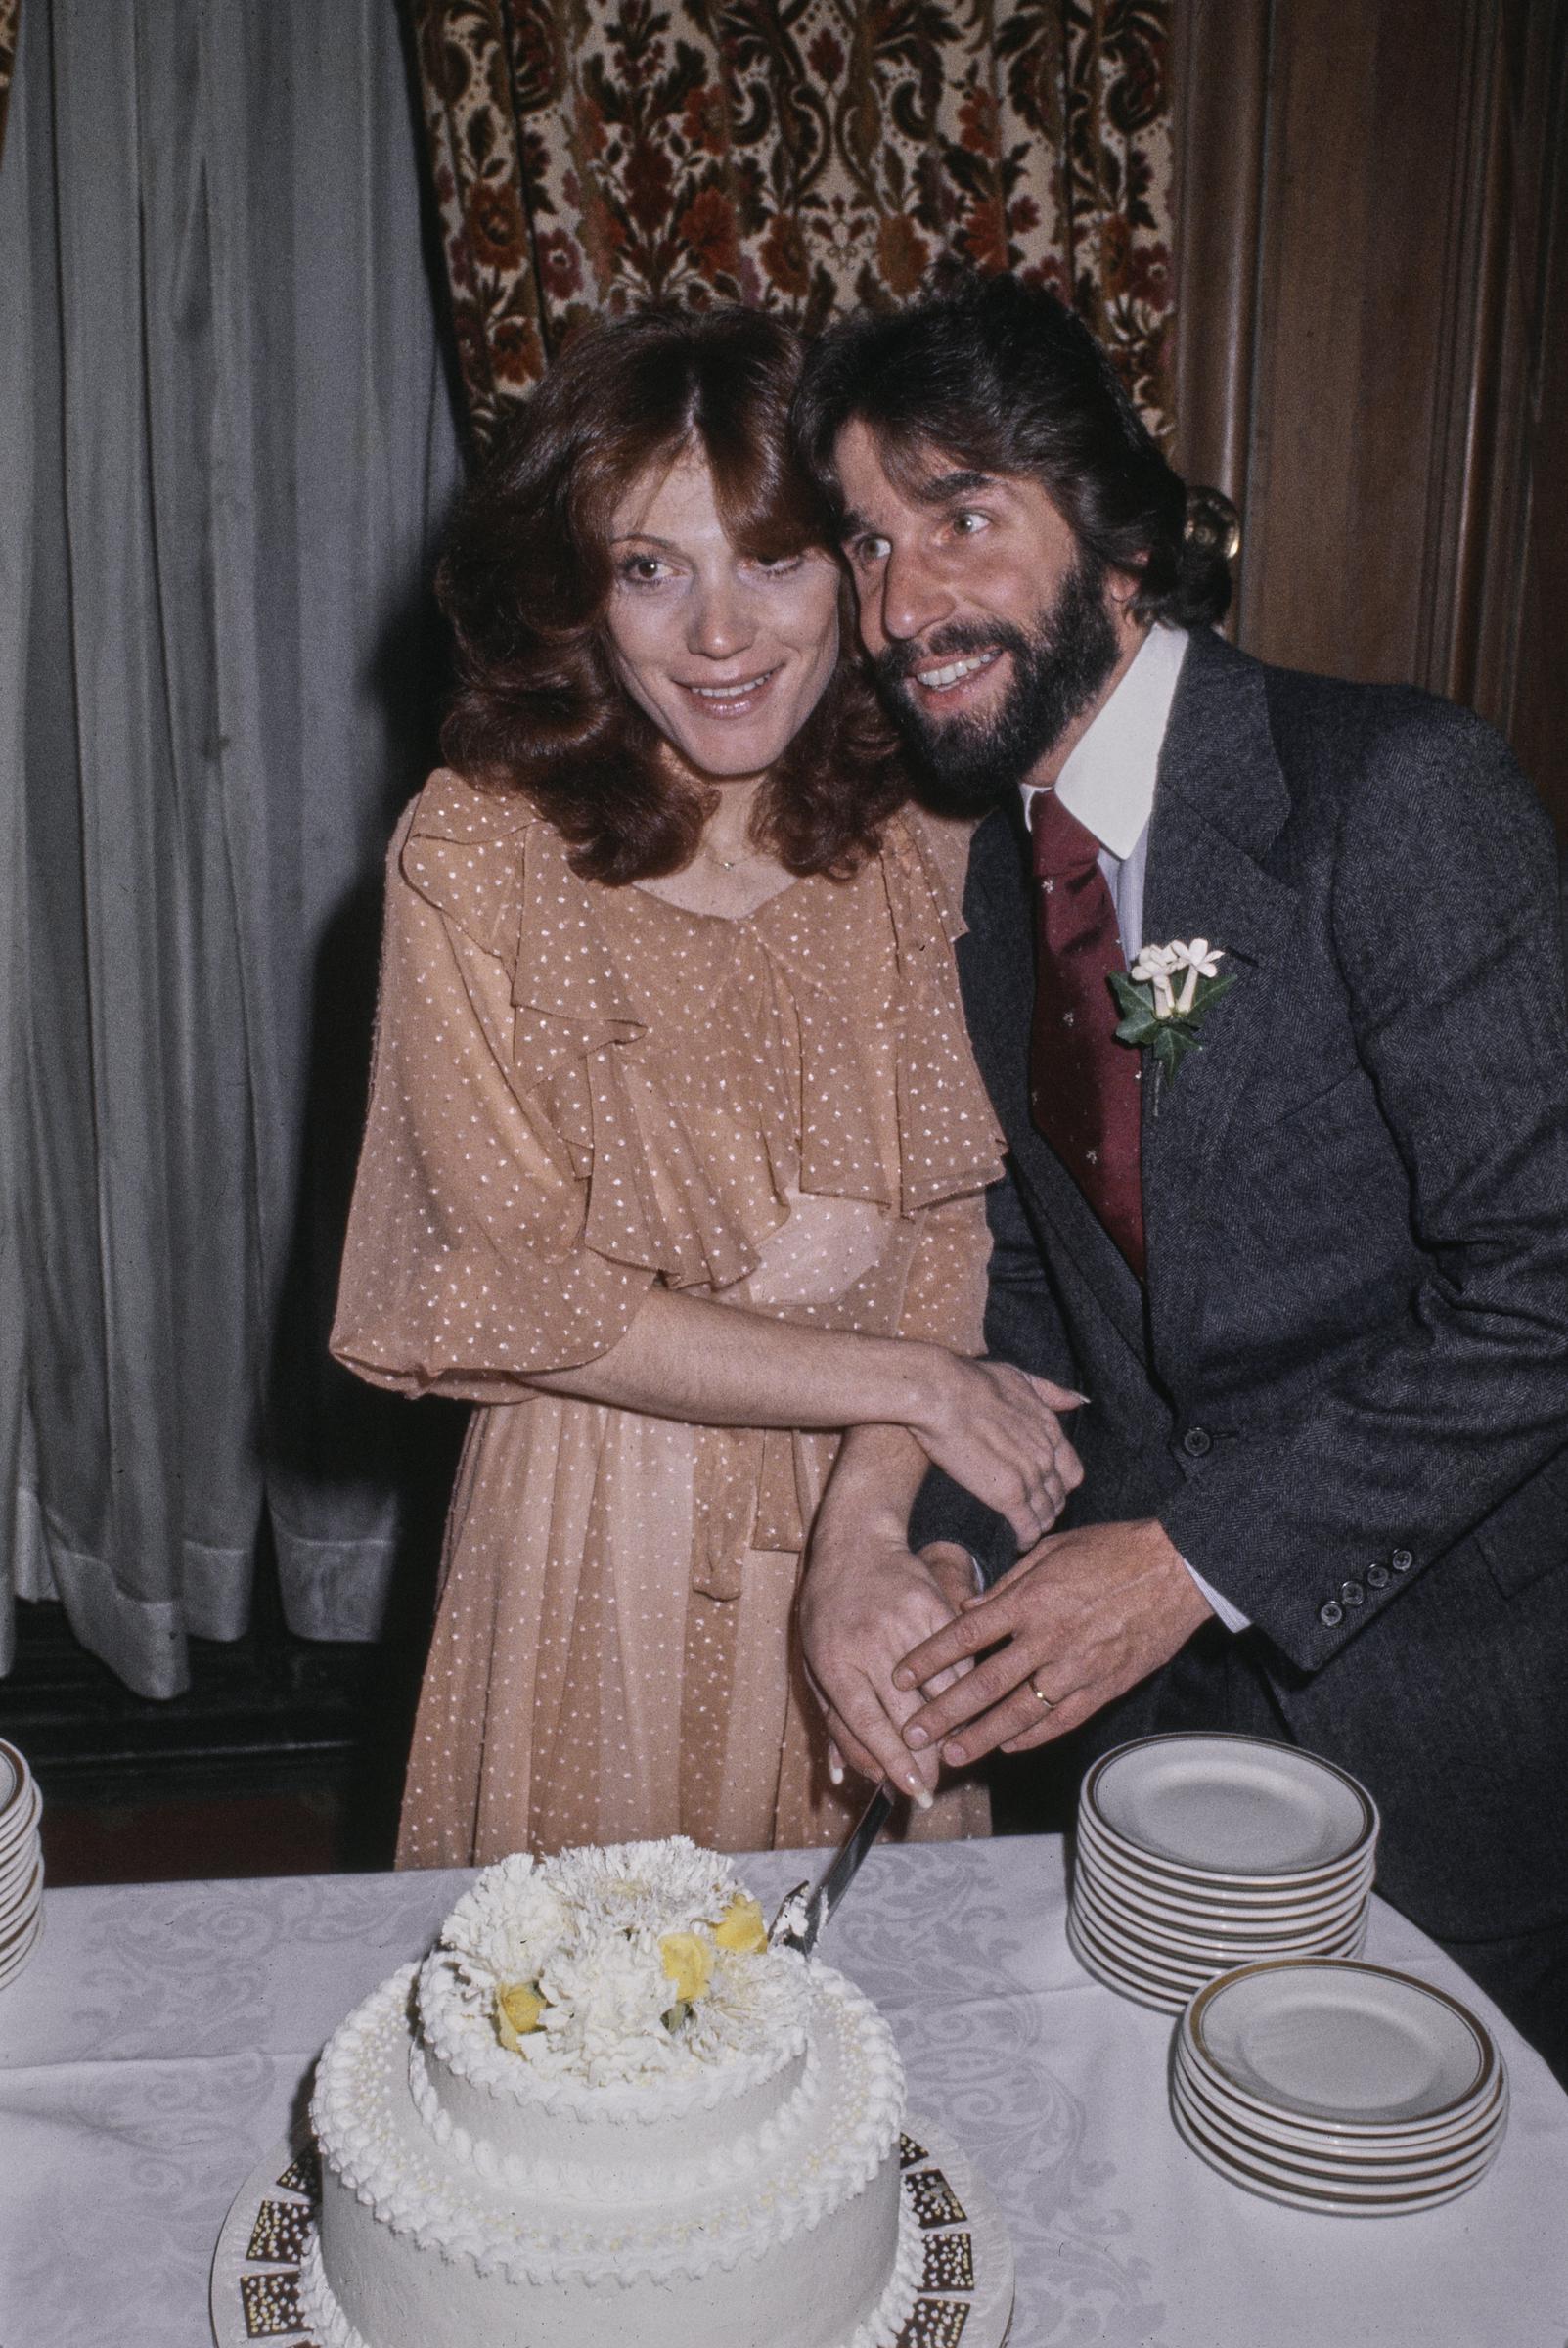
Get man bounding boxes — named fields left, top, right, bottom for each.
left=793, top=273, right=1568, bottom=2075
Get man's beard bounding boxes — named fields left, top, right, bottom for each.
left=874, top=551, right=1122, bottom=814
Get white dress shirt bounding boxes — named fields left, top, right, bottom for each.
left=1019, top=623, right=1249, bottom=1633
left=1019, top=615, right=1187, bottom=957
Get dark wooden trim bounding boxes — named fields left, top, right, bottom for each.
left=1413, top=0, right=1554, bottom=730
left=1475, top=1, right=1568, bottom=834
left=1170, top=0, right=1273, bottom=514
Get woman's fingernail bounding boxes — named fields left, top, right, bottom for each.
left=912, top=1782, right=934, bottom=1811
left=905, top=1724, right=929, bottom=1749
left=828, top=1753, right=844, bottom=1786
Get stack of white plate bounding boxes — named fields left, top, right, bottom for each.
left=1067, top=1732, right=1378, bottom=2011
left=1173, top=1958, right=1508, bottom=2213
left=0, top=1738, right=44, bottom=1988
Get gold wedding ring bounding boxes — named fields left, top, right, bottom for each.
left=1029, top=1675, right=1053, bottom=1707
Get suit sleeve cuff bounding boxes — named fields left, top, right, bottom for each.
left=1179, top=1555, right=1252, bottom=1632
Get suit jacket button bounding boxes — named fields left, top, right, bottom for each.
left=1320, top=1599, right=1344, bottom=1627
left=1339, top=1579, right=1366, bottom=1606
left=1391, top=1548, right=1413, bottom=1572
left=1366, top=1562, right=1391, bottom=1589
left=1183, top=1426, right=1212, bottom=1458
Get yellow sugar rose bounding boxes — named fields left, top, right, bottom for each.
left=659, top=1931, right=714, bottom=2005
left=496, top=1981, right=546, bottom=2050
left=712, top=1894, right=768, bottom=1956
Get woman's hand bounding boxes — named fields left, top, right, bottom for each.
left=798, top=1527, right=983, bottom=1803
left=905, top=1354, right=1086, bottom=1549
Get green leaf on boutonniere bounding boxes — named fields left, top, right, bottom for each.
left=1109, top=968, right=1163, bottom=1046
left=1107, top=963, right=1238, bottom=1099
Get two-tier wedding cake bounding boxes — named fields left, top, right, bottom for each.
left=300, top=1838, right=922, bottom=2348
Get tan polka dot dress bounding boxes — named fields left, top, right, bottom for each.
left=332, top=770, right=1006, bottom=1866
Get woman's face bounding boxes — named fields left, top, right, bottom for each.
left=604, top=447, right=841, bottom=785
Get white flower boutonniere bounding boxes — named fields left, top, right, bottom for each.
left=1109, top=937, right=1236, bottom=1093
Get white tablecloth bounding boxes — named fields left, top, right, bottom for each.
left=1, top=1836, right=1564, bottom=2348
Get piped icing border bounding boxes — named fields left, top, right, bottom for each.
left=297, top=2187, right=923, bottom=2348
left=408, top=2023, right=823, bottom=2199
left=310, top=1962, right=904, bottom=2286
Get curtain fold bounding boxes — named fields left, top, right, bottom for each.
left=410, top=0, right=1176, bottom=455
left=0, top=0, right=28, bottom=1681
left=2, top=0, right=464, bottom=1694
left=0, top=0, right=17, bottom=169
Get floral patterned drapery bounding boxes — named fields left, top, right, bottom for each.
left=410, top=0, right=1175, bottom=457
left=0, top=0, right=20, bottom=168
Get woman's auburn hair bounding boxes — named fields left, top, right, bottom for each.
left=435, top=305, right=905, bottom=886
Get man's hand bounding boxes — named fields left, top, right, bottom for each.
left=798, top=1531, right=981, bottom=1807
left=890, top=1519, right=1213, bottom=1767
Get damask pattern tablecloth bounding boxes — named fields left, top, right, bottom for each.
left=1, top=1836, right=1564, bottom=2348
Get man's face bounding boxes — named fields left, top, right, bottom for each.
left=832, top=419, right=1132, bottom=809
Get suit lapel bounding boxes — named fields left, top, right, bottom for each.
left=1139, top=632, right=1301, bottom=1363
left=964, top=811, right=1150, bottom=1365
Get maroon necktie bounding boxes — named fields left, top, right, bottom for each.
left=1028, top=789, right=1146, bottom=1277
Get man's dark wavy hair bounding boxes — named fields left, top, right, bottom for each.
left=792, top=271, right=1232, bottom=631
left=436, top=304, right=903, bottom=886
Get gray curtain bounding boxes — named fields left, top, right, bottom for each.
left=0, top=0, right=464, bottom=1694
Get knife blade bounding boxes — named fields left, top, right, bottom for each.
left=769, top=1777, right=899, bottom=1957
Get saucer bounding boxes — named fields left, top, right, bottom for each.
left=1084, top=1735, right=1377, bottom=1887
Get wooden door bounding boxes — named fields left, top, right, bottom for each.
left=1171, top=0, right=1568, bottom=837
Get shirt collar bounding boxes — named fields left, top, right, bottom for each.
left=1019, top=622, right=1188, bottom=861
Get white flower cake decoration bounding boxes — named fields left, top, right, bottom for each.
left=429, top=1835, right=788, bottom=2087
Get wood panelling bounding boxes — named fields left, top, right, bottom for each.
left=1172, top=0, right=1568, bottom=835
left=1170, top=0, right=1270, bottom=514
left=1485, top=6, right=1568, bottom=817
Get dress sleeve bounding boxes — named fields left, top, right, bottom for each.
left=895, top=1190, right=992, bottom=1355
left=874, top=805, right=999, bottom=1354
left=330, top=808, right=658, bottom=1401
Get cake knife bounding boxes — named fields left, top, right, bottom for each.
left=769, top=1776, right=898, bottom=1957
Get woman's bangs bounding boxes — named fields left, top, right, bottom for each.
left=701, top=398, right=827, bottom=563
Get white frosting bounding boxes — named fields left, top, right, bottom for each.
left=299, top=2194, right=923, bottom=2348
left=303, top=1843, right=917, bottom=2348
left=308, top=1961, right=913, bottom=2348
left=409, top=2019, right=823, bottom=2200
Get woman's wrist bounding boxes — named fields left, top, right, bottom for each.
left=874, top=1338, right=963, bottom=1450
left=849, top=1342, right=962, bottom=1446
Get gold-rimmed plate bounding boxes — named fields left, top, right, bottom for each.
left=1083, top=1736, right=1377, bottom=1889
left=1185, top=1960, right=1499, bottom=2134
left=1172, top=2084, right=1503, bottom=2216
left=1074, top=1811, right=1372, bottom=1919
left=1076, top=1855, right=1367, bottom=1952
left=1173, top=2041, right=1508, bottom=2178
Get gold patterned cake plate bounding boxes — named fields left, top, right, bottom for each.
left=211, top=2118, right=1013, bottom=2348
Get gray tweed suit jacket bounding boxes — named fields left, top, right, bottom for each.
left=917, top=625, right=1568, bottom=1944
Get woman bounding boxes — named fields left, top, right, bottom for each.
left=332, top=305, right=1080, bottom=1864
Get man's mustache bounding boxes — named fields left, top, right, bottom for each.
left=873, top=619, right=1031, bottom=692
